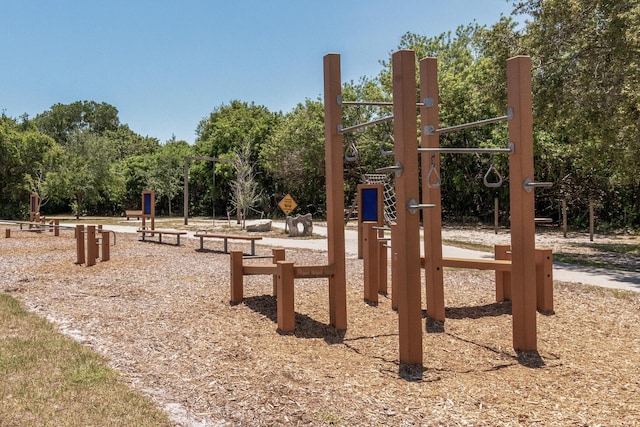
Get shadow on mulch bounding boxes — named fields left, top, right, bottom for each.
left=445, top=301, right=512, bottom=320
left=242, top=294, right=345, bottom=344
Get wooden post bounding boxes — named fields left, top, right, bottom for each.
left=272, top=248, right=285, bottom=297
left=589, top=200, right=594, bottom=242
left=494, top=197, right=499, bottom=234
left=535, top=248, right=553, bottom=313
left=86, top=226, right=97, bottom=267
left=378, top=229, right=388, bottom=295
left=363, top=222, right=378, bottom=304
left=393, top=49, right=423, bottom=366
left=54, top=219, right=60, bottom=237
left=230, top=251, right=244, bottom=304
left=494, top=244, right=512, bottom=302
left=101, top=231, right=110, bottom=262
left=276, top=261, right=295, bottom=333
left=507, top=55, right=537, bottom=351
left=420, top=56, right=445, bottom=323
left=75, top=225, right=85, bottom=265
left=390, top=223, right=399, bottom=311
left=323, top=53, right=347, bottom=330
left=5, top=229, right=10, bottom=238
left=562, top=199, right=568, bottom=238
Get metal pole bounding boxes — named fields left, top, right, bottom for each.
left=338, top=115, right=394, bottom=134
left=184, top=158, right=189, bottom=225
left=418, top=146, right=513, bottom=155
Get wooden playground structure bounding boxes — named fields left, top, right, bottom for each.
left=227, top=49, right=553, bottom=369
left=331, top=50, right=554, bottom=366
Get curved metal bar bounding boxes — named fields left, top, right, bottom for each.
left=380, top=132, right=394, bottom=156
left=483, top=162, right=503, bottom=188
left=338, top=115, right=394, bottom=134
left=344, top=141, right=359, bottom=162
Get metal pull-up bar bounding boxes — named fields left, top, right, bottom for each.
left=424, top=108, right=513, bottom=136
left=338, top=115, right=394, bottom=134
left=418, top=145, right=513, bottom=155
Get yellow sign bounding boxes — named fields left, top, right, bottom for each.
left=278, top=194, right=298, bottom=215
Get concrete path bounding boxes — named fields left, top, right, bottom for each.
left=17, top=219, right=637, bottom=293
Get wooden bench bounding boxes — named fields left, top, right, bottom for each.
left=194, top=232, right=262, bottom=255
left=137, top=228, right=187, bottom=246
left=125, top=210, right=143, bottom=220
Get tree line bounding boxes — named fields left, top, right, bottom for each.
left=1, top=0, right=638, bottom=229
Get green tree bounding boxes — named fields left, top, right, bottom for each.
left=516, top=0, right=640, bottom=226
left=193, top=101, right=279, bottom=216
left=231, top=140, right=262, bottom=228
left=259, top=99, right=325, bottom=212
left=146, top=139, right=192, bottom=216
left=34, top=101, right=120, bottom=145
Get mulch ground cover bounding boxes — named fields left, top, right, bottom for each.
left=1, top=228, right=639, bottom=426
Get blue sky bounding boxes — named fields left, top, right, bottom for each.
left=1, top=1, right=515, bottom=144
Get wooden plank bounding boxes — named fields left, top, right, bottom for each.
left=293, top=264, right=334, bottom=279
left=442, top=257, right=512, bottom=271
left=194, top=233, right=262, bottom=241
left=243, top=264, right=277, bottom=275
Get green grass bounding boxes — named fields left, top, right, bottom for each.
left=0, top=293, right=172, bottom=426
left=442, top=239, right=493, bottom=253
left=576, top=242, right=640, bottom=255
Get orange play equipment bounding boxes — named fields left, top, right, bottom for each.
left=329, top=50, right=553, bottom=367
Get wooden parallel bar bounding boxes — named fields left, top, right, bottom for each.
left=243, top=264, right=277, bottom=275
left=442, top=257, right=512, bottom=271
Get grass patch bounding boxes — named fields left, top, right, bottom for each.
left=442, top=239, right=493, bottom=253
left=552, top=253, right=611, bottom=270
left=577, top=242, right=640, bottom=255
left=0, top=293, right=171, bottom=426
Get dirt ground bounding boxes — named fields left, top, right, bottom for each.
left=1, top=226, right=639, bottom=426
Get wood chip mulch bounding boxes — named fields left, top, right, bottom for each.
left=1, top=229, right=639, bottom=426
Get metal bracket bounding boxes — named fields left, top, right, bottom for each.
left=424, top=125, right=435, bottom=135
left=523, top=178, right=553, bottom=193
left=375, top=162, right=403, bottom=177
left=423, top=98, right=434, bottom=108
left=407, top=199, right=436, bottom=215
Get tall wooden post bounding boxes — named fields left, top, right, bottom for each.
left=393, top=49, right=423, bottom=366
left=507, top=56, right=537, bottom=351
left=75, top=225, right=85, bottom=265
left=323, top=53, right=347, bottom=330
left=420, top=57, right=445, bottom=323
left=86, top=226, right=97, bottom=267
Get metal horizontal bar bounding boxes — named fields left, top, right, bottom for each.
left=340, top=101, right=394, bottom=106
left=418, top=147, right=513, bottom=155
left=427, top=109, right=512, bottom=135
left=338, top=115, right=393, bottom=134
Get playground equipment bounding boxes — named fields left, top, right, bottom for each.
left=141, top=190, right=155, bottom=230
left=327, top=50, right=553, bottom=366
left=29, top=194, right=39, bottom=222
left=228, top=55, right=349, bottom=332
left=75, top=224, right=115, bottom=266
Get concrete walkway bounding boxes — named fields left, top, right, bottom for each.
left=21, top=219, right=638, bottom=293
